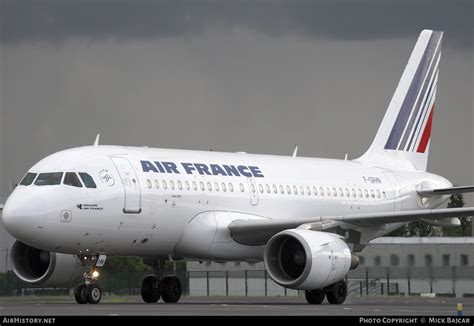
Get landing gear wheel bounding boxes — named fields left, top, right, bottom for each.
left=141, top=275, right=161, bottom=303
left=86, top=284, right=102, bottom=304
left=305, top=289, right=325, bottom=304
left=74, top=284, right=88, bottom=304
left=161, top=276, right=182, bottom=303
left=325, top=280, right=347, bottom=305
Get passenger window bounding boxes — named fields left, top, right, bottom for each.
left=20, top=172, right=37, bottom=186
left=326, top=187, right=330, bottom=196
left=79, top=173, right=97, bottom=188
left=332, top=187, right=337, bottom=197
left=155, top=180, right=160, bottom=189
left=364, top=189, right=369, bottom=198
left=162, top=180, right=168, bottom=190
left=170, top=180, right=175, bottom=190
left=382, top=191, right=387, bottom=199
left=222, top=183, right=227, bottom=192
left=320, top=187, right=324, bottom=196
left=64, top=172, right=83, bottom=188
left=370, top=189, right=375, bottom=198
left=178, top=181, right=183, bottom=190
left=273, top=184, right=278, bottom=194
left=251, top=183, right=256, bottom=193
left=214, top=182, right=219, bottom=192
left=240, top=183, right=245, bottom=192
left=351, top=188, right=356, bottom=197
left=376, top=190, right=381, bottom=198
left=200, top=181, right=205, bottom=191
left=286, top=185, right=291, bottom=194
left=293, top=186, right=298, bottom=195
left=207, top=182, right=212, bottom=191
left=258, top=184, right=263, bottom=194
left=280, top=185, right=284, bottom=194
left=146, top=179, right=152, bottom=189
left=306, top=186, right=311, bottom=196
left=299, top=186, right=304, bottom=195
left=345, top=188, right=350, bottom=197
left=185, top=181, right=190, bottom=190
left=358, top=189, right=363, bottom=198
left=313, top=186, right=318, bottom=196
left=229, top=183, right=234, bottom=192
left=266, top=184, right=271, bottom=194
left=339, top=188, right=343, bottom=197
left=35, top=172, right=63, bottom=186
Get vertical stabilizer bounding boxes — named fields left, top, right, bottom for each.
left=357, top=30, right=443, bottom=171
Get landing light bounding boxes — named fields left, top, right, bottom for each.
left=92, top=270, right=100, bottom=278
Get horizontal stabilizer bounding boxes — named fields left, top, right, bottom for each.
left=418, top=186, right=474, bottom=197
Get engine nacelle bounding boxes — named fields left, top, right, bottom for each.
left=264, top=229, right=351, bottom=290
left=10, top=241, right=86, bottom=287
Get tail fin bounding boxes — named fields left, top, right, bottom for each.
left=357, top=29, right=443, bottom=171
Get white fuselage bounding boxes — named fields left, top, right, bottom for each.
left=2, top=145, right=451, bottom=260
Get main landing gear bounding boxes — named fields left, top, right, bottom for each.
left=141, top=259, right=182, bottom=304
left=74, top=255, right=104, bottom=304
left=305, top=280, right=347, bottom=305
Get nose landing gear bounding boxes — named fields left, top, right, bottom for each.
left=74, top=255, right=105, bottom=304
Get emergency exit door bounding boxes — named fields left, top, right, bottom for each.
left=110, top=156, right=142, bottom=214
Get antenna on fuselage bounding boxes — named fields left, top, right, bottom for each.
left=292, top=145, right=298, bottom=158
left=93, top=134, right=100, bottom=147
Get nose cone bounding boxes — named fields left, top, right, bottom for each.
left=2, top=193, right=47, bottom=242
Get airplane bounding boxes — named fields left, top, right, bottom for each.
left=1, top=29, right=474, bottom=305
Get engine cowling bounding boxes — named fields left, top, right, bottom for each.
left=10, top=240, right=86, bottom=287
left=264, top=229, right=351, bottom=290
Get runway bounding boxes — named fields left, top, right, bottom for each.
left=0, top=296, right=472, bottom=316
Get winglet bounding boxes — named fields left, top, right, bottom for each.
left=93, top=134, right=100, bottom=147
left=292, top=145, right=298, bottom=158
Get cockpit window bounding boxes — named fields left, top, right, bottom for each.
left=79, top=173, right=97, bottom=189
left=20, top=172, right=37, bottom=186
left=34, top=173, right=63, bottom=186
left=64, top=172, right=83, bottom=188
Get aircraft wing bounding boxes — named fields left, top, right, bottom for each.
left=418, top=186, right=474, bottom=197
left=229, top=207, right=474, bottom=246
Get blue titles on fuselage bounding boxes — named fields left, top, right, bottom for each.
left=140, top=160, right=264, bottom=178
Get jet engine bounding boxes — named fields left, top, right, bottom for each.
left=264, top=229, right=352, bottom=290
left=10, top=240, right=86, bottom=287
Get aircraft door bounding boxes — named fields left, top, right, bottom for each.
left=247, top=178, right=259, bottom=206
left=382, top=171, right=402, bottom=212
left=110, top=156, right=142, bottom=214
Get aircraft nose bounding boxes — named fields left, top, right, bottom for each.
left=2, top=194, right=47, bottom=241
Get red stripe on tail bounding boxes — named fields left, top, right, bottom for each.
left=417, top=105, right=435, bottom=153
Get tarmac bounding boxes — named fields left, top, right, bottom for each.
left=0, top=296, right=473, bottom=316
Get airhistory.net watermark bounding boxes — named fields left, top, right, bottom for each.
left=1, top=317, right=56, bottom=325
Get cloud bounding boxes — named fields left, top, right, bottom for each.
left=1, top=0, right=472, bottom=49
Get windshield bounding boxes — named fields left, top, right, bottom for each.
left=64, top=172, right=83, bottom=188
left=34, top=173, right=63, bottom=186
left=19, top=172, right=37, bottom=186
left=79, top=173, right=97, bottom=188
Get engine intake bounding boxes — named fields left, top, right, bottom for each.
left=264, top=229, right=351, bottom=290
left=10, top=240, right=86, bottom=287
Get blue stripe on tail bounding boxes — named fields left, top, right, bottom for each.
left=384, top=32, right=442, bottom=150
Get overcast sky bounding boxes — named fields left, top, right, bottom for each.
left=0, top=0, right=472, bottom=204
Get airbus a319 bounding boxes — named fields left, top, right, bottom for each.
left=1, top=30, right=473, bottom=305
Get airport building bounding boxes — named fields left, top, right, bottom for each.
left=187, top=237, right=474, bottom=298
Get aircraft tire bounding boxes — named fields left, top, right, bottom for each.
left=161, top=276, right=182, bottom=303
